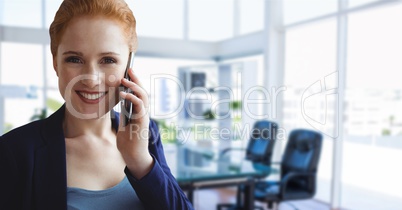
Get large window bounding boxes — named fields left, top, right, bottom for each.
left=283, top=19, right=337, bottom=203
left=188, top=0, right=234, bottom=41
left=239, top=0, right=264, bottom=35
left=45, top=0, right=63, bottom=28
left=1, top=0, right=42, bottom=28
left=341, top=3, right=402, bottom=209
left=283, top=0, right=337, bottom=25
left=1, top=0, right=267, bottom=41
left=127, top=0, right=184, bottom=39
left=348, top=0, right=384, bottom=8
left=1, top=43, right=44, bottom=132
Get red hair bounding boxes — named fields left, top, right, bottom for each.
left=49, top=0, right=137, bottom=56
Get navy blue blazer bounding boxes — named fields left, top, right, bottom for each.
left=0, top=105, right=193, bottom=210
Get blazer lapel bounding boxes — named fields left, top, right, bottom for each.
left=33, top=105, right=67, bottom=210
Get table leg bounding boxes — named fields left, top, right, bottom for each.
left=243, top=178, right=255, bottom=210
left=187, top=189, right=194, bottom=204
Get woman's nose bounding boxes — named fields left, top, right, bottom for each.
left=81, top=74, right=101, bottom=88
left=81, top=64, right=102, bottom=88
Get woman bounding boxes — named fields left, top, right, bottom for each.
left=0, top=0, right=193, bottom=209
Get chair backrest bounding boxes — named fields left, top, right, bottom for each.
left=245, top=120, right=278, bottom=167
left=281, top=129, right=323, bottom=177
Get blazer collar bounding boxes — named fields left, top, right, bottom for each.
left=33, top=104, right=67, bottom=209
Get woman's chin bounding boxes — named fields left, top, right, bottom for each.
left=65, top=102, right=111, bottom=120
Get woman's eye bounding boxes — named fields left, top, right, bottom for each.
left=65, top=57, right=82, bottom=63
left=102, top=57, right=116, bottom=64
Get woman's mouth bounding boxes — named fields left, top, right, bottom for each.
left=76, top=91, right=107, bottom=103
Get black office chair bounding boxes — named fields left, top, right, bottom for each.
left=254, top=129, right=323, bottom=210
left=217, top=120, right=278, bottom=210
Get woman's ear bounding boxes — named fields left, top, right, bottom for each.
left=53, top=56, right=59, bottom=77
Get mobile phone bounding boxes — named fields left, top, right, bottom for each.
left=121, top=52, right=135, bottom=127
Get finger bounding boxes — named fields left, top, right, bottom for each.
left=128, top=68, right=143, bottom=87
left=121, top=78, right=149, bottom=107
left=118, top=109, right=126, bottom=130
left=119, top=91, right=148, bottom=119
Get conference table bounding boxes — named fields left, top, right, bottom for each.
left=175, top=162, right=276, bottom=210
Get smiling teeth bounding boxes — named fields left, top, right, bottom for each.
left=80, top=92, right=106, bottom=100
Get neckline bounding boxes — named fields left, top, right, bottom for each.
left=67, top=176, right=127, bottom=196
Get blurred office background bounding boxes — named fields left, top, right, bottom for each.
left=0, top=0, right=401, bottom=209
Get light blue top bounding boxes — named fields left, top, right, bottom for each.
left=67, top=176, right=144, bottom=210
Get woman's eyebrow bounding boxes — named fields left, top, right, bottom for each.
left=62, top=51, right=120, bottom=56
left=99, top=52, right=120, bottom=56
left=62, top=51, right=83, bottom=56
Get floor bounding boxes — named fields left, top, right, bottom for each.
left=190, top=187, right=332, bottom=210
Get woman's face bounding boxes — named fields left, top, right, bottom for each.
left=54, top=16, right=130, bottom=119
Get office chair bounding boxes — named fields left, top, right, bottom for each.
left=254, top=129, right=323, bottom=210
left=217, top=120, right=278, bottom=210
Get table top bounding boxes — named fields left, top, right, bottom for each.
left=175, top=160, right=277, bottom=184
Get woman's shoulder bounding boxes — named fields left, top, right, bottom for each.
left=1, top=105, right=65, bottom=148
left=0, top=119, right=45, bottom=149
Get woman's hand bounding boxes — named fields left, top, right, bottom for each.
left=117, top=68, right=154, bottom=179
